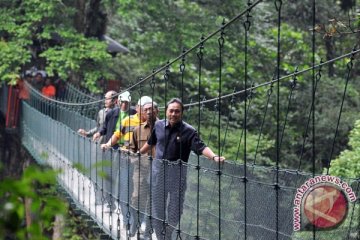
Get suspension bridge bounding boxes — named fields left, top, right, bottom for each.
left=1, top=1, right=359, bottom=239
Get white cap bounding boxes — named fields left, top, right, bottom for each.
left=118, top=91, right=131, bottom=102
left=137, top=96, right=153, bottom=106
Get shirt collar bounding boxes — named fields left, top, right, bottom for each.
left=165, top=119, right=182, bottom=129
left=144, top=118, right=159, bottom=128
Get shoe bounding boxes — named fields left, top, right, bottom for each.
left=128, top=222, right=138, bottom=237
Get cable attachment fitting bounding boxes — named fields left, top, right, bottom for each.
left=164, top=62, right=170, bottom=82
left=243, top=9, right=252, bottom=31
left=315, top=59, right=323, bottom=82
left=137, top=77, right=143, bottom=96
left=230, top=88, right=236, bottom=105
left=218, top=19, right=226, bottom=48
left=150, top=68, right=156, bottom=89
left=197, top=36, right=205, bottom=60
left=247, top=84, right=255, bottom=100
left=200, top=96, right=206, bottom=111
left=347, top=46, right=357, bottom=70
left=268, top=83, right=274, bottom=96
left=180, top=47, right=186, bottom=73
left=290, top=67, right=298, bottom=89
left=274, top=0, right=282, bottom=11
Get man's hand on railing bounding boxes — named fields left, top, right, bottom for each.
left=100, top=143, right=110, bottom=150
left=92, top=132, right=100, bottom=141
left=77, top=128, right=88, bottom=137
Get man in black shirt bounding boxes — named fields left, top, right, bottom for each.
left=140, top=98, right=224, bottom=239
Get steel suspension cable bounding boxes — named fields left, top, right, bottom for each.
left=274, top=0, right=282, bottom=239
left=327, top=49, right=356, bottom=173
left=183, top=48, right=360, bottom=108
left=217, top=22, right=225, bottom=240
left=297, top=61, right=322, bottom=170
left=161, top=63, right=170, bottom=239
left=23, top=48, right=360, bottom=114
left=311, top=1, right=317, bottom=238
left=220, top=88, right=236, bottom=156
left=207, top=99, right=219, bottom=146
left=243, top=5, right=252, bottom=238
left=253, top=81, right=274, bottom=164
left=25, top=0, right=263, bottom=110
left=235, top=87, right=254, bottom=162
left=116, top=150, right=121, bottom=239
left=109, top=149, right=114, bottom=232
left=135, top=82, right=144, bottom=238
left=195, top=37, right=204, bottom=240
left=147, top=69, right=156, bottom=238
left=175, top=48, right=187, bottom=240
left=279, top=68, right=298, bottom=150
left=119, top=0, right=264, bottom=92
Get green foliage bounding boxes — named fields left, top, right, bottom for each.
left=328, top=119, right=360, bottom=178
left=0, top=164, right=66, bottom=239
left=0, top=0, right=115, bottom=90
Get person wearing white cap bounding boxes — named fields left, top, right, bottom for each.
left=91, top=90, right=134, bottom=213
left=93, top=90, right=132, bottom=148
left=101, top=95, right=153, bottom=150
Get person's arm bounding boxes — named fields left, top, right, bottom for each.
left=94, top=110, right=110, bottom=141
left=77, top=128, right=86, bottom=136
left=91, top=109, right=104, bottom=135
left=86, top=127, right=97, bottom=137
left=201, top=147, right=225, bottom=162
left=129, top=127, right=139, bottom=153
left=139, top=142, right=151, bottom=155
left=100, top=133, right=120, bottom=150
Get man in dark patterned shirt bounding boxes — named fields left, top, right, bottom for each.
left=140, top=98, right=225, bottom=239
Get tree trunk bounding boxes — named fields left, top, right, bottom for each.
left=74, top=0, right=86, bottom=33
left=325, top=37, right=334, bottom=77
left=52, top=214, right=65, bottom=240
left=0, top=115, right=28, bottom=179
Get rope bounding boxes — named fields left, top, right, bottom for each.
left=175, top=51, right=187, bottom=240
left=119, top=0, right=264, bottom=92
left=220, top=88, right=236, bottom=156
left=147, top=70, right=156, bottom=238
left=235, top=90, right=254, bottom=161
left=279, top=68, right=298, bottom=150
left=195, top=36, right=204, bottom=240
left=327, top=48, right=356, bottom=173
left=161, top=64, right=170, bottom=239
left=23, top=48, right=360, bottom=113
left=253, top=80, right=274, bottom=164
left=274, top=1, right=282, bottom=239
left=297, top=60, right=323, bottom=170
left=182, top=48, right=360, bottom=108
left=116, top=150, right=121, bottom=239
left=311, top=1, right=316, bottom=238
left=135, top=83, right=143, bottom=237
left=242, top=4, right=252, bottom=238
left=217, top=21, right=225, bottom=240
left=207, top=99, right=218, bottom=146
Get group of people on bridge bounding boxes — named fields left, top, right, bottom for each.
left=77, top=90, right=225, bottom=239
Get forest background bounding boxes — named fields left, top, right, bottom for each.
left=0, top=0, right=359, bottom=238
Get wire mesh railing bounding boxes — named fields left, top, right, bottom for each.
left=16, top=101, right=360, bottom=239
left=1, top=0, right=360, bottom=239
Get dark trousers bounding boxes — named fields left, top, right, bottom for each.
left=100, top=151, right=119, bottom=208
left=152, top=160, right=187, bottom=240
